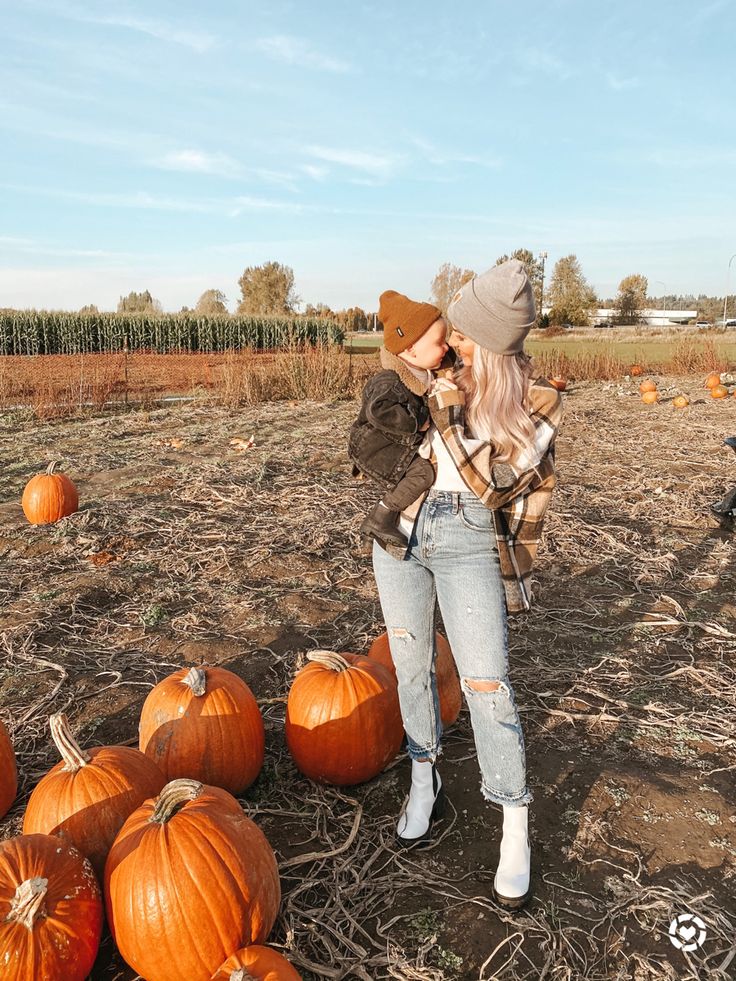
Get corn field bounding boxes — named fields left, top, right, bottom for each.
left=0, top=311, right=344, bottom=355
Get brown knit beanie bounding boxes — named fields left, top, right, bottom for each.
left=379, top=290, right=442, bottom=354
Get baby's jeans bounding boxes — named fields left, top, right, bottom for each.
left=372, top=489, right=532, bottom=806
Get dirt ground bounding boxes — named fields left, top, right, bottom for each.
left=1, top=376, right=735, bottom=980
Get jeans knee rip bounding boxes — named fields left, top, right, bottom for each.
left=390, top=628, right=415, bottom=641
left=461, top=677, right=510, bottom=697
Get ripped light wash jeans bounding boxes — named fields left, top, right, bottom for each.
left=372, top=489, right=532, bottom=807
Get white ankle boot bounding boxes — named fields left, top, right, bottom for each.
left=493, top=804, right=531, bottom=909
left=396, top=759, right=445, bottom=848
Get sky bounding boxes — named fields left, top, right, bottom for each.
left=1, top=0, right=735, bottom=313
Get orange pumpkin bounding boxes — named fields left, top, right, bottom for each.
left=285, top=651, right=403, bottom=785
left=368, top=632, right=462, bottom=728
left=630, top=364, right=643, bottom=376
left=139, top=666, right=264, bottom=794
left=705, top=372, right=722, bottom=389
left=710, top=385, right=728, bottom=399
left=0, top=833, right=102, bottom=981
left=24, top=713, right=165, bottom=880
left=21, top=462, right=78, bottom=525
left=105, top=779, right=281, bottom=981
left=641, top=391, right=659, bottom=404
left=639, top=379, right=657, bottom=394
left=0, top=720, right=17, bottom=820
left=211, top=946, right=302, bottom=980
left=672, top=395, right=690, bottom=408
left=548, top=377, right=567, bottom=392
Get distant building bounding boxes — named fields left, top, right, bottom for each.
left=593, top=308, right=698, bottom=326
left=541, top=308, right=698, bottom=326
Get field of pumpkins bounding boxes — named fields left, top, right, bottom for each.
left=623, top=369, right=736, bottom=407
left=2, top=388, right=735, bottom=979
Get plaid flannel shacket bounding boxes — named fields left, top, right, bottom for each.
left=383, top=377, right=563, bottom=614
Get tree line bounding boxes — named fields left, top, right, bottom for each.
left=430, top=254, right=727, bottom=327
left=4, top=257, right=727, bottom=331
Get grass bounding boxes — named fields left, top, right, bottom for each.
left=3, top=332, right=736, bottom=419
left=345, top=329, right=736, bottom=369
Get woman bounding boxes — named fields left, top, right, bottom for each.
left=372, top=259, right=563, bottom=909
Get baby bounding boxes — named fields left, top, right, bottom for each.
left=349, top=289, right=455, bottom=547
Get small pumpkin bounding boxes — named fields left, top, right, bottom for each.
left=23, top=713, right=165, bottom=880
left=672, top=395, right=690, bottom=408
left=211, top=945, right=302, bottom=980
left=630, top=364, right=643, bottom=376
left=641, top=390, right=659, bottom=404
left=0, top=719, right=17, bottom=820
left=285, top=651, right=403, bottom=786
left=639, top=379, right=657, bottom=394
left=548, top=377, right=567, bottom=392
left=21, top=462, right=78, bottom=525
left=139, top=666, right=265, bottom=793
left=710, top=384, right=728, bottom=399
left=105, top=779, right=281, bottom=981
left=705, top=372, right=722, bottom=389
left=368, top=631, right=462, bottom=728
left=0, top=833, right=102, bottom=981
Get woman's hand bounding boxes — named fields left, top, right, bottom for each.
left=431, top=377, right=458, bottom=394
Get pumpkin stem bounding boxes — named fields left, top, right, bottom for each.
left=151, top=779, right=204, bottom=824
left=306, top=650, right=351, bottom=672
left=49, top=713, right=90, bottom=771
left=230, top=970, right=258, bottom=981
left=45, top=461, right=59, bottom=475
left=183, top=667, right=207, bottom=696
left=6, top=878, right=48, bottom=930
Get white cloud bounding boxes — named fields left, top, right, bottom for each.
left=410, top=136, right=502, bottom=169
left=2, top=183, right=220, bottom=213
left=230, top=196, right=309, bottom=217
left=254, top=35, right=350, bottom=73
left=0, top=235, right=130, bottom=259
left=606, top=72, right=640, bottom=91
left=152, top=149, right=243, bottom=178
left=516, top=46, right=575, bottom=81
left=301, top=164, right=330, bottom=181
left=304, top=145, right=400, bottom=178
left=45, top=3, right=217, bottom=52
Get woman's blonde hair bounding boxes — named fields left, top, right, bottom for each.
left=453, top=347, right=537, bottom=465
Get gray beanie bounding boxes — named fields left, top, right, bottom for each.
left=446, top=259, right=536, bottom=355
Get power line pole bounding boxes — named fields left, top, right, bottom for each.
left=723, top=254, right=736, bottom=326
left=538, top=252, right=548, bottom=322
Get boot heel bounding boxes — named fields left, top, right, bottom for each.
left=431, top=784, right=446, bottom=822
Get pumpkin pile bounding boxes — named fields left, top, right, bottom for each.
left=0, top=666, right=302, bottom=980
left=639, top=379, right=659, bottom=404
left=2, top=625, right=467, bottom=976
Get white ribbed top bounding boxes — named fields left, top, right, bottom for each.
left=396, top=424, right=484, bottom=538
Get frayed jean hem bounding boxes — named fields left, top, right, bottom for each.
left=406, top=743, right=443, bottom=764
left=481, top=782, right=533, bottom=807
